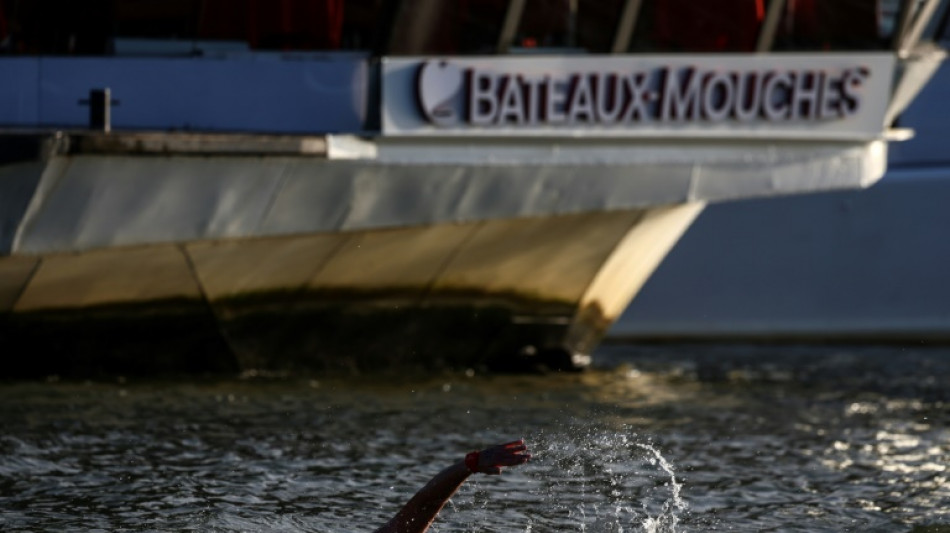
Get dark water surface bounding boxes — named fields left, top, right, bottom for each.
left=1, top=344, right=948, bottom=532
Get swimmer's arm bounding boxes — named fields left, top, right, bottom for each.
left=374, top=440, right=529, bottom=533
left=373, top=461, right=471, bottom=533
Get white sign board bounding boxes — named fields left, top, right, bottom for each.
left=382, top=54, right=895, bottom=140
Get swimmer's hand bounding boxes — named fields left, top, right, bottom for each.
left=466, top=439, right=531, bottom=475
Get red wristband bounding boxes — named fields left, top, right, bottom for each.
left=465, top=451, right=479, bottom=473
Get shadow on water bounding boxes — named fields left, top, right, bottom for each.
left=0, top=342, right=947, bottom=532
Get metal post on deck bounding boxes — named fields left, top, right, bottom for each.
left=611, top=0, right=643, bottom=53
left=89, top=88, right=111, bottom=132
left=897, top=0, right=943, bottom=55
left=79, top=88, right=118, bottom=133
left=497, top=0, right=527, bottom=53
left=755, top=0, right=786, bottom=52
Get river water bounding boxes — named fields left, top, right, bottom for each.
left=1, top=343, right=948, bottom=532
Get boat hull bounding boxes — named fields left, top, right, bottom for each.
left=0, top=125, right=894, bottom=376
left=1, top=205, right=701, bottom=376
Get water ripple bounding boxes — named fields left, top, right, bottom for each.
left=1, top=345, right=949, bottom=531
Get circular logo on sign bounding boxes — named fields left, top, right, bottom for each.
left=416, top=60, right=463, bottom=126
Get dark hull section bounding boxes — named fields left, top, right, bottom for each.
left=217, top=291, right=580, bottom=374
left=1, top=290, right=581, bottom=379
left=2, top=300, right=235, bottom=378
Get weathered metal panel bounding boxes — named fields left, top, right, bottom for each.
left=187, top=234, right=347, bottom=300
left=567, top=202, right=704, bottom=357
left=14, top=156, right=289, bottom=253
left=14, top=245, right=201, bottom=311
left=312, top=224, right=476, bottom=293
left=431, top=212, right=642, bottom=305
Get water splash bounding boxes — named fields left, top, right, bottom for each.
left=635, top=442, right=686, bottom=533
left=490, top=424, right=688, bottom=533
